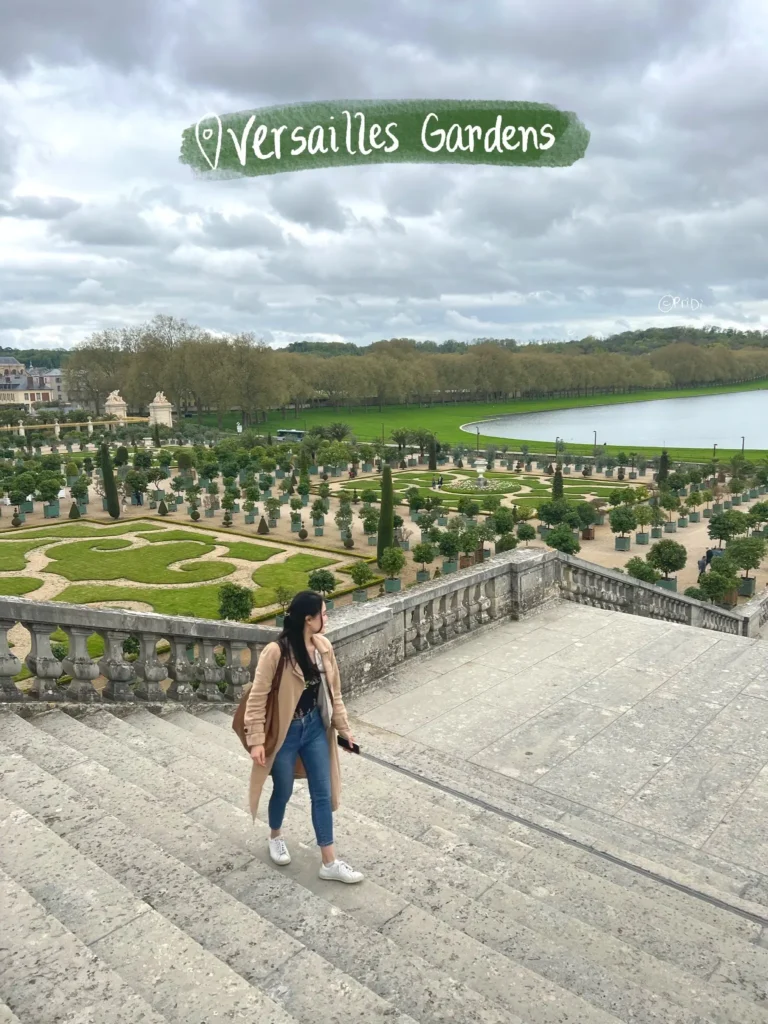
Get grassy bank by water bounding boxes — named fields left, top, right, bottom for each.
left=224, top=378, right=766, bottom=462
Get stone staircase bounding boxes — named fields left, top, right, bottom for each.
left=1, top=703, right=767, bottom=1024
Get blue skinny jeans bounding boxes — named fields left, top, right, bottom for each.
left=268, top=706, right=333, bottom=848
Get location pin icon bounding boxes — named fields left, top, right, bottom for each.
left=195, top=112, right=223, bottom=171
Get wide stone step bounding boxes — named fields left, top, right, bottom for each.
left=0, top=868, right=170, bottom=1024
left=118, top=705, right=768, bottom=987
left=347, top=715, right=768, bottom=916
left=0, top=718, right=516, bottom=1024
left=0, top=795, right=299, bottom=1024
left=191, top=704, right=768, bottom=914
left=83, top=708, right=768, bottom=1024
left=0, top=776, right=416, bottom=1024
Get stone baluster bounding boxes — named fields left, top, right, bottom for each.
left=62, top=627, right=100, bottom=701
left=166, top=637, right=196, bottom=701
left=133, top=633, right=168, bottom=701
left=224, top=640, right=251, bottom=701
left=0, top=620, right=22, bottom=700
left=476, top=582, right=491, bottom=625
left=450, top=589, right=466, bottom=636
left=439, top=594, right=456, bottom=640
left=195, top=639, right=225, bottom=701
left=99, top=630, right=136, bottom=701
left=405, top=604, right=430, bottom=653
left=25, top=624, right=64, bottom=700
left=427, top=598, right=444, bottom=646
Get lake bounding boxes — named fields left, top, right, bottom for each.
left=462, top=390, right=768, bottom=450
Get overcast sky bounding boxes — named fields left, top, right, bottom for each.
left=1, top=0, right=767, bottom=350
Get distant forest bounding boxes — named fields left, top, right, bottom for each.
left=0, top=347, right=69, bottom=369
left=284, top=326, right=768, bottom=357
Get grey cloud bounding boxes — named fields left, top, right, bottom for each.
left=197, top=210, right=286, bottom=249
left=0, top=195, right=81, bottom=220
left=268, top=177, right=350, bottom=231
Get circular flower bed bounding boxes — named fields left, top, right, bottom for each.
left=446, top=477, right=521, bottom=494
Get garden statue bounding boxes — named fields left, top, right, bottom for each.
left=236, top=421, right=243, bottom=434
left=148, top=391, right=173, bottom=428
left=53, top=420, right=60, bottom=438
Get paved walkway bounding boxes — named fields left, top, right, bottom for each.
left=347, top=601, right=768, bottom=873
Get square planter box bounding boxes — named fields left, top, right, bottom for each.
left=581, top=527, right=595, bottom=540
left=312, top=517, right=325, bottom=527
left=677, top=517, right=688, bottom=528
left=724, top=501, right=732, bottom=509
left=629, top=472, right=637, bottom=480
left=352, top=589, right=368, bottom=603
left=635, top=532, right=649, bottom=545
left=437, top=517, right=447, bottom=526
left=149, top=501, right=157, bottom=510
left=384, top=579, right=401, bottom=592
left=367, top=535, right=377, bottom=545
left=20, top=501, right=33, bottom=513
left=244, top=514, right=255, bottom=525
left=301, top=495, right=309, bottom=506
left=268, top=519, right=277, bottom=528
left=280, top=495, right=290, bottom=505
left=275, top=614, right=285, bottom=628
left=563, top=467, right=572, bottom=474
left=656, top=578, right=678, bottom=592
left=275, top=470, right=285, bottom=479
left=703, top=508, right=712, bottom=518
left=205, top=509, right=215, bottom=518
left=314, top=527, right=324, bottom=537
left=290, top=523, right=301, bottom=533
left=742, top=494, right=751, bottom=503
left=482, top=549, right=491, bottom=560
left=605, top=469, right=614, bottom=478
left=232, top=503, right=240, bottom=513
left=416, top=570, right=431, bottom=583
left=663, top=522, right=677, bottom=533
left=750, top=489, right=759, bottom=499
left=309, top=466, right=318, bottom=475
left=362, top=463, right=372, bottom=472
left=442, top=560, right=457, bottom=574
left=732, top=497, right=742, bottom=506
left=689, top=512, right=701, bottom=523
left=651, top=527, right=663, bottom=538
left=740, top=577, right=756, bottom=597
left=400, top=540, right=410, bottom=551
left=130, top=496, right=140, bottom=506
left=614, top=536, right=631, bottom=551
left=713, top=503, right=724, bottom=513
left=102, top=498, right=111, bottom=511
left=77, top=504, right=87, bottom=515
left=44, top=505, right=59, bottom=519
left=14, top=511, right=26, bottom=523
left=595, top=514, right=606, bottom=526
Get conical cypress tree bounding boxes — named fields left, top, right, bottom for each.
left=100, top=442, right=120, bottom=519
left=552, top=465, right=564, bottom=499
left=658, top=450, right=670, bottom=486
left=377, top=466, right=394, bottom=566
left=428, top=437, right=437, bottom=472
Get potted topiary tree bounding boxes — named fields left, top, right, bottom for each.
left=677, top=504, right=690, bottom=529
left=725, top=535, right=766, bottom=597
left=413, top=541, right=435, bottom=583
left=307, top=568, right=337, bottom=610
left=609, top=505, right=637, bottom=551
left=380, top=545, right=406, bottom=592
left=634, top=504, right=652, bottom=545
left=646, top=539, right=687, bottom=591
left=659, top=491, right=680, bottom=532
left=349, top=559, right=375, bottom=601
left=274, top=585, right=295, bottom=627
left=576, top=501, right=597, bottom=540
left=624, top=556, right=662, bottom=584
left=458, top=527, right=480, bottom=568
left=699, top=556, right=740, bottom=608
left=517, top=522, right=536, bottom=546
left=545, top=523, right=581, bottom=555
left=438, top=530, right=460, bottom=573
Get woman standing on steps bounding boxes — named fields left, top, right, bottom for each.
left=243, top=590, right=363, bottom=884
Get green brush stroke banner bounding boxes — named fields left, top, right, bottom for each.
left=180, top=99, right=589, bottom=179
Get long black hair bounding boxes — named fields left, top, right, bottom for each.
left=277, top=590, right=324, bottom=681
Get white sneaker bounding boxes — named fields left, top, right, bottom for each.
left=268, top=836, right=291, bottom=866
left=319, top=859, right=364, bottom=884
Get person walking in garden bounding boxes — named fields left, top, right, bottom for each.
left=697, top=555, right=707, bottom=578
left=243, top=590, right=363, bottom=884
left=706, top=548, right=714, bottom=566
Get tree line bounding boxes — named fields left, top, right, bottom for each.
left=61, top=315, right=768, bottom=425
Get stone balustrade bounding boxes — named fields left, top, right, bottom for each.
left=0, top=546, right=764, bottom=705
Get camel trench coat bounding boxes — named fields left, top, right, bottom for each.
left=243, top=634, right=352, bottom=821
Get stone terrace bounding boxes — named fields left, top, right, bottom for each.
left=1, top=550, right=768, bottom=1023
